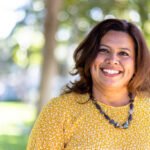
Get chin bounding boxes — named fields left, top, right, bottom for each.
left=101, top=82, right=125, bottom=89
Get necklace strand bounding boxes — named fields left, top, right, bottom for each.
left=91, top=93, right=134, bottom=129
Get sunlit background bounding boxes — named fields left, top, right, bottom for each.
left=0, top=0, right=150, bottom=149
left=0, top=0, right=41, bottom=149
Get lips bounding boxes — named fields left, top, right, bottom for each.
left=100, top=68, right=123, bottom=77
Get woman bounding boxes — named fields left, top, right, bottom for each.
left=27, top=19, right=150, bottom=149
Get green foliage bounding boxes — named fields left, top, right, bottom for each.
left=59, top=0, right=150, bottom=47
left=0, top=0, right=44, bottom=72
left=1, top=0, right=150, bottom=73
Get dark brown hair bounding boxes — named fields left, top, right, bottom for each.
left=63, top=18, right=150, bottom=97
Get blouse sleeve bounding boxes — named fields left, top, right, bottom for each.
left=26, top=98, right=66, bottom=150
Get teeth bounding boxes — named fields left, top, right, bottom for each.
left=102, top=69, right=119, bottom=74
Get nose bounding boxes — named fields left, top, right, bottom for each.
left=105, top=54, right=119, bottom=65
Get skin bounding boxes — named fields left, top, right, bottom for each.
left=90, top=30, right=135, bottom=107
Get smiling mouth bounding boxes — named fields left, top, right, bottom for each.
left=100, top=68, right=122, bottom=76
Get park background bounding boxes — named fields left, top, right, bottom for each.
left=0, top=0, right=150, bottom=149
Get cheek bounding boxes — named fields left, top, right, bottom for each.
left=123, top=58, right=135, bottom=74
left=91, top=60, right=101, bottom=72
left=90, top=62, right=97, bottom=74
left=92, top=55, right=104, bottom=66
left=90, top=58, right=101, bottom=75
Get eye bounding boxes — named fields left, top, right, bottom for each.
left=98, top=48, right=109, bottom=53
left=119, top=51, right=129, bottom=56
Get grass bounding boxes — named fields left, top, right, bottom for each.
left=0, top=135, right=29, bottom=150
left=0, top=101, right=36, bottom=150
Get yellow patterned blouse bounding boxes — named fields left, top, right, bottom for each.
left=27, top=92, right=150, bottom=150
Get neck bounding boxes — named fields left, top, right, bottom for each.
left=92, top=87, right=130, bottom=107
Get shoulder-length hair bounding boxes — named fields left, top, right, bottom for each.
left=63, top=18, right=150, bottom=97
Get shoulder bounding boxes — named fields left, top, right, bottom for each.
left=43, top=92, right=90, bottom=114
left=48, top=92, right=89, bottom=104
left=134, top=96, right=150, bottom=113
left=135, top=96, right=150, bottom=105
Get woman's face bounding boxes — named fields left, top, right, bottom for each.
left=90, top=30, right=135, bottom=91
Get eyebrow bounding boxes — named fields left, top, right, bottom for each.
left=99, top=44, right=132, bottom=51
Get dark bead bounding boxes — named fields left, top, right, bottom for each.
left=129, top=99, right=134, bottom=103
left=104, top=114, right=110, bottom=120
left=109, top=119, right=115, bottom=125
left=128, top=114, right=132, bottom=121
left=95, top=103, right=101, bottom=110
left=130, top=103, right=134, bottom=109
left=128, top=92, right=132, bottom=98
left=100, top=110, right=104, bottom=114
left=94, top=103, right=104, bottom=114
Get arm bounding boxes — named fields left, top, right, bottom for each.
left=27, top=98, right=66, bottom=150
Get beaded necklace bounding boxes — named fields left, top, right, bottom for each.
left=91, top=93, right=134, bottom=129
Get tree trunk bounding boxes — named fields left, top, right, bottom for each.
left=38, top=0, right=63, bottom=111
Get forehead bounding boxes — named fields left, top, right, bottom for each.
left=100, top=30, right=135, bottom=49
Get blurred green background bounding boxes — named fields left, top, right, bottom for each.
left=0, top=0, right=150, bottom=149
